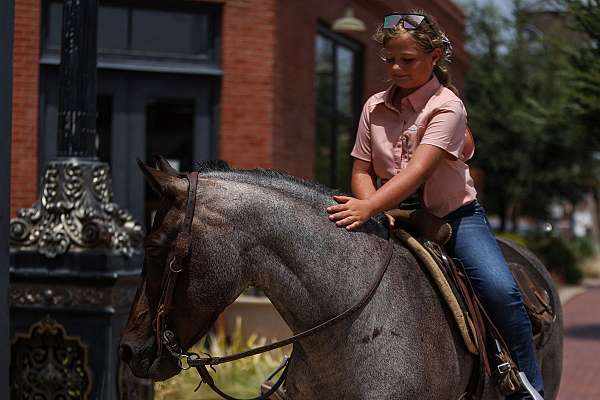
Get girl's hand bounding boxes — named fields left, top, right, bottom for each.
left=326, top=195, right=375, bottom=230
left=384, top=212, right=396, bottom=228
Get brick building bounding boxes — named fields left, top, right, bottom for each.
left=11, top=0, right=467, bottom=228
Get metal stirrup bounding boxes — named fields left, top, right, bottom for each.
left=517, top=372, right=544, bottom=400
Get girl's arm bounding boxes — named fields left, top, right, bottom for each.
left=367, top=144, right=446, bottom=214
left=351, top=159, right=377, bottom=200
left=327, top=144, right=447, bottom=230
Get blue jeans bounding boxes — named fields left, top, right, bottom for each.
left=443, top=200, right=544, bottom=399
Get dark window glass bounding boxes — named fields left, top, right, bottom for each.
left=314, top=30, right=361, bottom=192
left=47, top=2, right=62, bottom=49
left=98, top=6, right=128, bottom=51
left=96, top=95, right=113, bottom=165
left=315, top=35, right=334, bottom=186
left=131, top=9, right=208, bottom=56
left=144, top=98, right=195, bottom=228
left=43, top=1, right=218, bottom=63
left=336, top=47, right=354, bottom=118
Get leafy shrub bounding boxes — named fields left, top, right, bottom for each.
left=155, top=317, right=287, bottom=400
left=569, top=237, right=598, bottom=260
left=496, top=232, right=528, bottom=247
left=527, top=236, right=582, bottom=284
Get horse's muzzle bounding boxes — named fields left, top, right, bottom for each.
left=119, top=336, right=180, bottom=381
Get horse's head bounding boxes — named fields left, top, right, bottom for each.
left=120, top=158, right=247, bottom=381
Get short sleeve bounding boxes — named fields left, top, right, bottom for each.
left=350, top=102, right=372, bottom=162
left=419, top=100, right=466, bottom=159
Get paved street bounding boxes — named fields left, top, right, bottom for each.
left=557, top=282, right=600, bottom=400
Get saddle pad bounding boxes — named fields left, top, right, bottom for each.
left=394, top=229, right=480, bottom=355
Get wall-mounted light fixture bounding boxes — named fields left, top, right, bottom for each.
left=332, top=7, right=366, bottom=32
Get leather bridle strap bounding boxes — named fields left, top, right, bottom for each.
left=195, top=359, right=289, bottom=400
left=154, top=171, right=199, bottom=353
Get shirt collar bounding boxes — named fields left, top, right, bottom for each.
left=382, top=75, right=442, bottom=113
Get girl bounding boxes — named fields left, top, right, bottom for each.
left=326, top=12, right=544, bottom=400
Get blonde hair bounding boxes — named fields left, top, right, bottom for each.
left=373, top=11, right=458, bottom=95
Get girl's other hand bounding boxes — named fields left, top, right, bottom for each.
left=326, top=195, right=375, bottom=230
left=384, top=212, right=395, bottom=228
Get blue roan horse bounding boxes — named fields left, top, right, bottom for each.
left=120, top=160, right=563, bottom=399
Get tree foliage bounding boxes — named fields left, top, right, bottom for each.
left=463, top=0, right=600, bottom=231
left=565, top=0, right=600, bottom=141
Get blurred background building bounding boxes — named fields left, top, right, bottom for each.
left=11, top=0, right=468, bottom=231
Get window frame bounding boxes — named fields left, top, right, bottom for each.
left=314, top=24, right=363, bottom=190
left=40, top=0, right=222, bottom=75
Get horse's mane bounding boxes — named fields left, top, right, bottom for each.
left=194, top=160, right=343, bottom=197
left=193, top=160, right=388, bottom=236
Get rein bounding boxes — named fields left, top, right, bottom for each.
left=153, top=171, right=395, bottom=400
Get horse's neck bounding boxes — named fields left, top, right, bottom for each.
left=242, top=204, right=386, bottom=334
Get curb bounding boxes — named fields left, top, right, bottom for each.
left=558, top=278, right=600, bottom=305
left=559, top=286, right=587, bottom=305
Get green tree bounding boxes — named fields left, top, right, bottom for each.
left=563, top=0, right=600, bottom=233
left=464, top=0, right=600, bottom=231
left=564, top=0, right=600, bottom=141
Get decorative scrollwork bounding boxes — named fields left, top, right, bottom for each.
left=10, top=316, right=93, bottom=399
left=9, top=284, right=138, bottom=308
left=10, top=160, right=143, bottom=258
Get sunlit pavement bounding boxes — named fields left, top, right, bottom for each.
left=557, top=280, right=600, bottom=400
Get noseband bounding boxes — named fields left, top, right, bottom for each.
left=152, top=171, right=395, bottom=400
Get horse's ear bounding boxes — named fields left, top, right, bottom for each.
left=137, top=158, right=186, bottom=198
left=153, top=154, right=179, bottom=176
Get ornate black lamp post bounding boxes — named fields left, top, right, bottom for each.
left=8, top=1, right=150, bottom=398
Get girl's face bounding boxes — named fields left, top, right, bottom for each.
left=382, top=33, right=442, bottom=93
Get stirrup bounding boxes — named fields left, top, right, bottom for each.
left=517, top=372, right=544, bottom=400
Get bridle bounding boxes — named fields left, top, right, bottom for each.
left=153, top=171, right=199, bottom=356
left=152, top=171, right=395, bottom=400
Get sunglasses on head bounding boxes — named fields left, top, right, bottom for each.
left=383, top=13, right=429, bottom=31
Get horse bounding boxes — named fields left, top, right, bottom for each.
left=120, top=159, right=563, bottom=399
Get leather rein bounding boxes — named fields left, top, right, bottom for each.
left=153, top=171, right=395, bottom=400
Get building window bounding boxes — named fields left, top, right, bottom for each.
left=39, top=0, right=221, bottom=227
left=42, top=0, right=221, bottom=73
left=314, top=27, right=362, bottom=191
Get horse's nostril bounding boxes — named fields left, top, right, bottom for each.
left=120, top=344, right=133, bottom=363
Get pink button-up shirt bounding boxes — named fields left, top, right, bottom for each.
left=351, top=76, right=477, bottom=217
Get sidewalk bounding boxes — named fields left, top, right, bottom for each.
left=556, top=280, right=600, bottom=400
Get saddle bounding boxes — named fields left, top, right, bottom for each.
left=391, top=208, right=556, bottom=397
left=391, top=209, right=555, bottom=343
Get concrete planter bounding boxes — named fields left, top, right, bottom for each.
left=221, top=296, right=292, bottom=343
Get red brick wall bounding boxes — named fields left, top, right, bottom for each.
left=9, top=0, right=466, bottom=214
left=217, top=0, right=277, bottom=169
left=11, top=0, right=40, bottom=217
left=272, top=0, right=467, bottom=178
